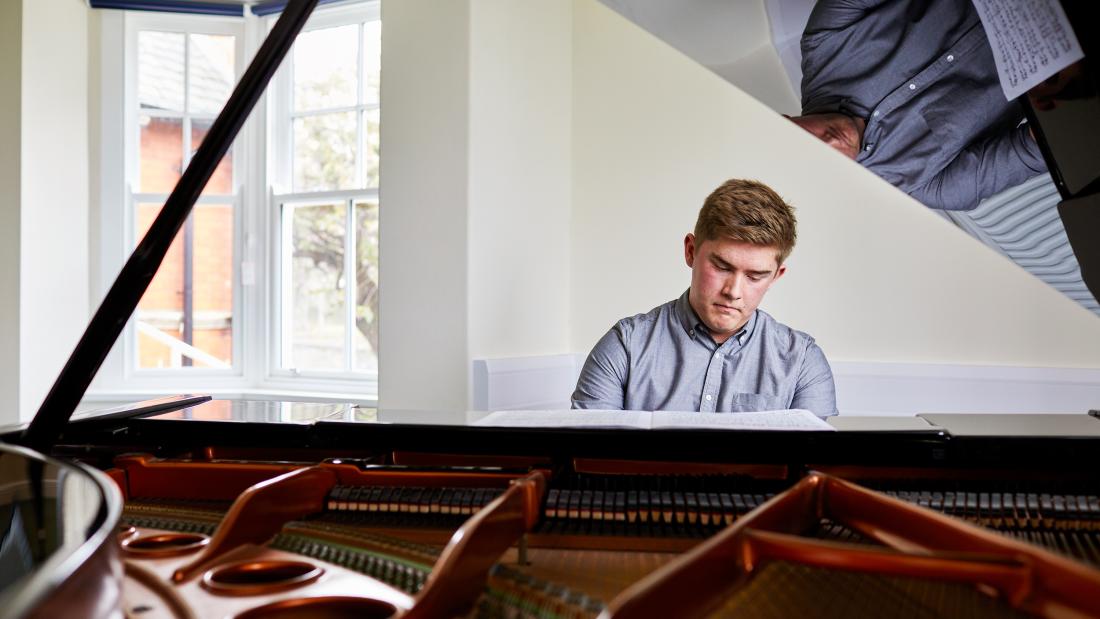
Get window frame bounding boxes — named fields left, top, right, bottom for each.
left=92, top=4, right=379, bottom=401
left=265, top=1, right=381, bottom=388
left=123, top=11, right=246, bottom=386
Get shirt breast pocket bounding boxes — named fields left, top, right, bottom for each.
left=725, top=393, right=788, bottom=413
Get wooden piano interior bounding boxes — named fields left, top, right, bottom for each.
left=96, top=439, right=1100, bottom=619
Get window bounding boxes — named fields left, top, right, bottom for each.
left=99, top=2, right=380, bottom=399
left=129, top=20, right=242, bottom=372
left=269, top=3, right=381, bottom=377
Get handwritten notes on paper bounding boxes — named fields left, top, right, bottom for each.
left=971, top=0, right=1084, bottom=100
left=474, top=409, right=835, bottom=431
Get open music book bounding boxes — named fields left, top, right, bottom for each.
left=474, top=409, right=835, bottom=431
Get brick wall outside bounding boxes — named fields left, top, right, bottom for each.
left=136, top=116, right=234, bottom=368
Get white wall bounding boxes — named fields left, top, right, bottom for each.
left=87, top=9, right=106, bottom=315
left=380, top=1, right=575, bottom=411
left=0, top=1, right=92, bottom=424
left=0, top=1, right=22, bottom=425
left=379, top=0, right=472, bottom=411
left=19, top=0, right=91, bottom=421
left=570, top=1, right=1100, bottom=370
left=467, top=1, right=573, bottom=365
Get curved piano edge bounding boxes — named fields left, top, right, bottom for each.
left=0, top=443, right=124, bottom=619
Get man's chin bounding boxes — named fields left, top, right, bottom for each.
left=706, top=315, right=742, bottom=332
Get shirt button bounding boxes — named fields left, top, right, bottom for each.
left=872, top=110, right=880, bottom=117
left=689, top=329, right=695, bottom=337
left=908, top=83, right=916, bottom=90
left=714, top=352, right=722, bottom=358
left=705, top=394, right=713, bottom=401
left=946, top=54, right=955, bottom=62
left=864, top=145, right=872, bottom=151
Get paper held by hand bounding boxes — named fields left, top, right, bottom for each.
left=971, top=0, right=1084, bottom=100
left=473, top=408, right=835, bottom=431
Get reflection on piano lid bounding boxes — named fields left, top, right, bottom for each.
left=1024, top=4, right=1100, bottom=199
left=1059, top=192, right=1100, bottom=302
left=1023, top=3, right=1100, bottom=303
left=143, top=399, right=355, bottom=424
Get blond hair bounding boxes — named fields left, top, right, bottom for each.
left=694, top=179, right=797, bottom=264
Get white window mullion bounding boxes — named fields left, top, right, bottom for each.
left=182, top=117, right=193, bottom=172
left=288, top=104, right=366, bottom=119
left=344, top=199, right=356, bottom=371
left=354, top=21, right=365, bottom=189
left=182, top=32, right=192, bottom=167
left=231, top=189, right=246, bottom=378
left=133, top=193, right=234, bottom=204
left=126, top=187, right=139, bottom=378
left=280, top=203, right=295, bottom=371
left=272, top=188, right=377, bottom=204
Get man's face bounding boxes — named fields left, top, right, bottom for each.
left=684, top=235, right=786, bottom=344
left=789, top=113, right=865, bottom=159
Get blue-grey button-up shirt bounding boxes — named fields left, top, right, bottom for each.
left=571, top=292, right=837, bottom=417
left=800, top=0, right=1046, bottom=211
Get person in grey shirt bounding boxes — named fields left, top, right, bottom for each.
left=571, top=179, right=837, bottom=418
left=787, top=0, right=1046, bottom=211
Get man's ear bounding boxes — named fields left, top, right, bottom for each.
left=773, top=263, right=787, bottom=282
left=684, top=234, right=696, bottom=268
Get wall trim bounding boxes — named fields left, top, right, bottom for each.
left=472, top=354, right=1100, bottom=416
left=471, top=354, right=579, bottom=411
left=831, top=361, right=1100, bottom=416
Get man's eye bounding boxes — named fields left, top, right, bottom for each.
left=748, top=275, right=764, bottom=282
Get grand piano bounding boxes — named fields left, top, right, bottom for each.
left=2, top=0, right=1099, bottom=617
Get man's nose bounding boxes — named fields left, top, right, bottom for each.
left=722, top=274, right=743, bottom=299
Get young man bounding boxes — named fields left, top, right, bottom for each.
left=571, top=179, right=837, bottom=417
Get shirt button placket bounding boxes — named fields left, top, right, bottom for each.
left=707, top=348, right=727, bottom=412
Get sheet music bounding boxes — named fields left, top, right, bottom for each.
left=474, top=409, right=650, bottom=429
left=474, top=409, right=835, bottom=431
left=651, top=409, right=835, bottom=431
left=971, top=0, right=1084, bottom=100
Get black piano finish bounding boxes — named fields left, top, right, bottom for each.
left=32, top=398, right=1100, bottom=479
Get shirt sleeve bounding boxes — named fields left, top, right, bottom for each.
left=803, top=0, right=892, bottom=37
left=801, top=0, right=891, bottom=113
left=908, top=124, right=1048, bottom=211
left=571, top=324, right=630, bottom=410
left=791, top=341, right=838, bottom=418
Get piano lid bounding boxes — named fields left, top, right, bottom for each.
left=604, top=0, right=1100, bottom=313
left=15, top=0, right=322, bottom=455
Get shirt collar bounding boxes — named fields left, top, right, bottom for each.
left=675, top=289, right=757, bottom=345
